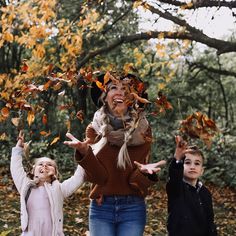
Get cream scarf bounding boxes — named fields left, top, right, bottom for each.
left=90, top=107, right=149, bottom=169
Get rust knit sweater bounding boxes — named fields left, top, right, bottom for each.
left=75, top=124, right=157, bottom=199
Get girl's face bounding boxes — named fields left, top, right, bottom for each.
left=105, top=81, right=129, bottom=117
left=183, top=153, right=204, bottom=186
left=33, top=157, right=57, bottom=184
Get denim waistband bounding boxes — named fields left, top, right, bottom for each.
left=102, top=195, right=144, bottom=204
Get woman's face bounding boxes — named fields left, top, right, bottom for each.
left=105, top=81, right=129, bottom=117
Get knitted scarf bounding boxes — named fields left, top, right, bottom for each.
left=90, top=107, right=149, bottom=169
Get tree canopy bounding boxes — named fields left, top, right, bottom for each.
left=0, top=0, right=235, bottom=187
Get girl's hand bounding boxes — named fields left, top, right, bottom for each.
left=16, top=130, right=24, bottom=148
left=174, top=135, right=188, bottom=160
left=64, top=132, right=89, bottom=155
left=134, top=160, right=166, bottom=175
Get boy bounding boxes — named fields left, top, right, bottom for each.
left=166, top=135, right=217, bottom=236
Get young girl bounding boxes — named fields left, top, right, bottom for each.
left=10, top=131, right=85, bottom=236
left=64, top=72, right=166, bottom=236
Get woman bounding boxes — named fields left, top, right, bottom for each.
left=64, top=71, right=166, bottom=236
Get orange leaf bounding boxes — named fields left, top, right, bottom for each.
left=96, top=81, right=105, bottom=91
left=43, top=80, right=52, bottom=90
left=179, top=112, right=219, bottom=148
left=1, top=107, right=10, bottom=118
left=21, top=63, right=28, bottom=72
left=50, top=136, right=60, bottom=145
left=27, top=110, right=35, bottom=126
left=40, top=130, right=51, bottom=137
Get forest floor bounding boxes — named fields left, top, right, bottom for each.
left=0, top=171, right=235, bottom=236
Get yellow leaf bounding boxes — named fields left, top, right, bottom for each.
left=50, top=136, right=60, bottom=145
left=3, top=32, right=14, bottom=42
left=0, top=133, right=8, bottom=141
left=33, top=44, right=46, bottom=58
left=27, top=110, right=35, bottom=126
left=158, top=83, right=166, bottom=90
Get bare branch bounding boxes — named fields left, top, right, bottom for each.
left=156, top=0, right=236, bottom=10
left=77, top=31, right=236, bottom=68
left=189, top=61, right=236, bottom=77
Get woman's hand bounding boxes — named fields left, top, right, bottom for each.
left=64, top=132, right=89, bottom=155
left=134, top=160, right=166, bottom=175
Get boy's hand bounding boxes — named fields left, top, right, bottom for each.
left=174, top=135, right=188, bottom=160
left=64, top=132, right=89, bottom=155
left=134, top=160, right=166, bottom=175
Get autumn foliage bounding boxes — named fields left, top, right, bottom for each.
left=179, top=112, right=219, bottom=148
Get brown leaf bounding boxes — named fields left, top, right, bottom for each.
left=179, top=112, right=219, bottom=148
left=130, top=92, right=151, bottom=104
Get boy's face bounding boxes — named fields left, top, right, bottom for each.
left=34, top=157, right=56, bottom=183
left=183, top=153, right=204, bottom=184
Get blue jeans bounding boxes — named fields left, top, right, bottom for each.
left=89, top=195, right=146, bottom=236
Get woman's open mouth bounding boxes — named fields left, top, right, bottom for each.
left=113, top=98, right=124, bottom=104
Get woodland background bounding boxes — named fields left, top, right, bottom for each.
left=0, top=0, right=236, bottom=235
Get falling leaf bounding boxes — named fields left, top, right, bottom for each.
left=50, top=136, right=60, bottom=145
left=27, top=110, right=35, bottom=126
left=76, top=110, right=84, bottom=123
left=179, top=112, right=219, bottom=148
left=154, top=92, right=173, bottom=114
left=0, top=133, right=8, bottom=141
left=40, top=130, right=51, bottom=137
left=1, top=107, right=10, bottom=118
left=42, top=114, right=47, bottom=125
left=21, top=62, right=28, bottom=72
left=95, top=80, right=105, bottom=91
left=130, top=92, right=151, bottom=104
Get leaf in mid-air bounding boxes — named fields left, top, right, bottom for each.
left=179, top=112, right=219, bottom=148
left=50, top=136, right=60, bottom=145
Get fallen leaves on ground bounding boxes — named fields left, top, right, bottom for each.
left=0, top=174, right=235, bottom=236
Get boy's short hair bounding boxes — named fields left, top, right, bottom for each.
left=186, top=145, right=205, bottom=161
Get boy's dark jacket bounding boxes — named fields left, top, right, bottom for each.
left=166, top=158, right=217, bottom=236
